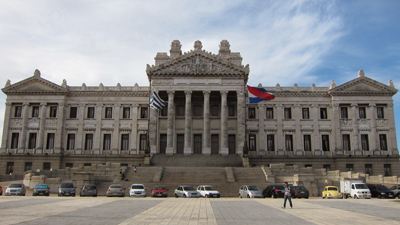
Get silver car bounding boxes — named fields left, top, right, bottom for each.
left=239, top=185, right=263, bottom=198
left=129, top=184, right=146, bottom=197
left=5, top=183, right=26, bottom=196
left=106, top=184, right=125, bottom=197
left=174, top=186, right=200, bottom=198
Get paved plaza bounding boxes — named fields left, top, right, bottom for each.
left=0, top=196, right=399, bottom=225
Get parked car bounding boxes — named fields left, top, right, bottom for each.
left=322, top=186, right=341, bottom=199
left=106, top=184, right=125, bottom=197
left=197, top=185, right=220, bottom=198
left=292, top=186, right=309, bottom=199
left=33, top=184, right=50, bottom=196
left=151, top=185, right=168, bottom=197
left=0, top=185, right=2, bottom=195
left=80, top=184, right=97, bottom=197
left=5, top=183, right=26, bottom=196
left=239, top=185, right=263, bottom=198
left=174, top=186, right=200, bottom=198
left=129, top=184, right=146, bottom=197
left=58, top=182, right=76, bottom=197
left=340, top=180, right=371, bottom=199
left=262, top=185, right=285, bottom=198
left=389, top=185, right=400, bottom=198
left=366, top=184, right=395, bottom=199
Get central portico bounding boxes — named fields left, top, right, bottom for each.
left=146, top=40, right=249, bottom=156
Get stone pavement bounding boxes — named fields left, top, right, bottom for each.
left=0, top=196, right=399, bottom=225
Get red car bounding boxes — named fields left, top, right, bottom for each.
left=152, top=185, right=168, bottom=197
left=0, top=186, right=2, bottom=195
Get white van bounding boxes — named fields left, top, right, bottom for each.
left=340, top=180, right=371, bottom=199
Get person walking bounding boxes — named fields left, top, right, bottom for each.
left=282, top=182, right=293, bottom=209
left=134, top=166, right=137, bottom=177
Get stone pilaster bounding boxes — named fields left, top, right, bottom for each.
left=1, top=102, right=11, bottom=152
left=258, top=105, right=266, bottom=152
left=76, top=104, right=85, bottom=153
left=369, top=103, right=378, bottom=151
left=332, top=103, right=341, bottom=152
left=130, top=104, right=138, bottom=154
left=166, top=91, right=175, bottom=155
left=294, top=104, right=302, bottom=151
left=93, top=104, right=102, bottom=153
left=237, top=92, right=245, bottom=154
left=184, top=91, right=192, bottom=155
left=312, top=104, right=321, bottom=151
left=19, top=102, right=29, bottom=152
left=112, top=104, right=120, bottom=154
left=220, top=91, right=228, bottom=155
left=276, top=104, right=284, bottom=151
left=55, top=102, right=65, bottom=154
left=149, top=105, right=158, bottom=154
left=387, top=103, right=398, bottom=152
left=37, top=102, right=47, bottom=151
left=351, top=103, right=359, bottom=151
left=203, top=91, right=211, bottom=155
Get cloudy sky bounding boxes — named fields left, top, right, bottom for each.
left=1, top=0, right=400, bottom=145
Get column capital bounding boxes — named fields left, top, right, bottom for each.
left=369, top=103, right=376, bottom=107
left=5, top=102, right=11, bottom=106
left=351, top=103, right=357, bottom=107
left=237, top=91, right=245, bottom=97
left=220, top=90, right=228, bottom=96
left=40, top=102, right=47, bottom=106
left=167, top=90, right=175, bottom=95
left=184, top=90, right=192, bottom=96
left=23, top=102, right=29, bottom=106
left=203, top=90, right=211, bottom=95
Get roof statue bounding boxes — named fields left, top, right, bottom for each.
left=329, top=80, right=336, bottom=89
left=5, top=79, right=11, bottom=87
left=219, top=40, right=231, bottom=57
left=61, top=79, right=67, bottom=88
left=194, top=40, right=203, bottom=51
left=170, top=40, right=182, bottom=58
left=358, top=70, right=365, bottom=77
left=389, top=80, right=395, bottom=88
left=34, top=69, right=41, bottom=77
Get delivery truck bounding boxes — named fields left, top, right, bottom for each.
left=340, top=180, right=371, bottom=199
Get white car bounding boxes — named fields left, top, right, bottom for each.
left=174, top=186, right=200, bottom=198
left=239, top=185, right=263, bottom=198
left=197, top=185, right=220, bottom=198
left=129, top=184, right=146, bottom=197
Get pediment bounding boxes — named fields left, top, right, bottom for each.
left=2, top=75, right=67, bottom=95
left=329, top=76, right=397, bottom=96
left=147, top=50, right=249, bottom=78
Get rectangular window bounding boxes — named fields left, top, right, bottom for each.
left=14, top=105, right=22, bottom=117
left=65, top=163, right=73, bottom=168
left=87, top=107, right=95, bottom=118
left=177, top=105, right=185, bottom=116
left=361, top=134, right=369, bottom=150
left=305, top=164, right=312, bottom=168
left=365, top=164, right=372, bottom=175
left=85, top=134, right=93, bottom=150
left=121, top=134, right=129, bottom=150
left=341, top=107, right=348, bottom=119
left=228, top=134, right=235, bottom=154
left=379, top=134, right=388, bottom=150
left=84, top=163, right=91, bottom=166
left=323, top=164, right=331, bottom=172
left=160, top=106, right=167, bottom=117
left=160, top=134, right=167, bottom=154
left=123, top=107, right=130, bottom=118
left=377, top=107, right=384, bottom=119
left=24, top=162, right=32, bottom=171
left=67, top=134, right=75, bottom=150
left=284, top=108, right=292, bottom=119
left=105, top=107, right=112, bottom=119
left=384, top=164, right=391, bottom=176
left=266, top=108, right=274, bottom=119
left=6, top=162, right=14, bottom=174
left=177, top=134, right=184, bottom=154
left=103, top=134, right=111, bottom=150
left=346, top=164, right=354, bottom=172
left=28, top=133, right=37, bottom=149
left=342, top=134, right=351, bottom=151
left=193, top=134, right=202, bottom=154
left=267, top=134, right=274, bottom=151
left=140, top=107, right=148, bottom=118
left=228, top=105, right=235, bottom=117
left=322, top=135, right=330, bottom=151
left=11, top=133, right=19, bottom=149
left=249, top=134, right=256, bottom=151
left=248, top=108, right=256, bottom=119
left=359, top=107, right=366, bottom=119
left=210, top=105, right=219, bottom=117
left=70, top=107, right=77, bottom=118
left=193, top=105, right=202, bottom=117
left=304, top=135, right=311, bottom=151
left=49, top=106, right=57, bottom=118
left=285, top=135, right=293, bottom=151
left=46, top=133, right=55, bottom=149
left=211, top=134, right=219, bottom=154
left=320, top=108, right=327, bottom=119
left=43, top=162, right=51, bottom=171
left=139, top=134, right=147, bottom=151
left=302, top=108, right=310, bottom=119
left=32, top=106, right=39, bottom=117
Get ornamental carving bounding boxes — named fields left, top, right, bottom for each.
left=340, top=119, right=352, bottom=126
left=161, top=56, right=238, bottom=74
left=45, top=118, right=57, bottom=126
left=376, top=119, right=389, bottom=127
left=357, top=119, right=370, bottom=125
left=10, top=118, right=23, bottom=127
left=28, top=118, right=40, bottom=126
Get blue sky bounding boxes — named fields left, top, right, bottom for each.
left=0, top=0, right=399, bottom=145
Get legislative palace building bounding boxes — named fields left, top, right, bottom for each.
left=1, top=40, right=399, bottom=178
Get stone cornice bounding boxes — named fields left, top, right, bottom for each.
left=68, top=91, right=149, bottom=97
left=2, top=75, right=68, bottom=95
left=329, top=76, right=397, bottom=96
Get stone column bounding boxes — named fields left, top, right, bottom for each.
left=312, top=104, right=321, bottom=151
left=369, top=103, right=378, bottom=151
left=149, top=105, right=158, bottom=154
left=294, top=104, right=302, bottom=152
left=351, top=103, right=359, bottom=151
left=37, top=102, right=47, bottom=152
left=184, top=91, right=192, bottom=155
left=166, top=91, right=175, bottom=155
left=276, top=104, right=284, bottom=152
left=130, top=104, right=138, bottom=154
left=237, top=92, right=246, bottom=155
left=387, top=103, right=397, bottom=152
left=332, top=103, right=341, bottom=152
left=220, top=91, right=229, bottom=155
left=258, top=105, right=266, bottom=152
left=1, top=102, right=12, bottom=152
left=76, top=104, right=85, bottom=154
left=203, top=91, right=211, bottom=155
left=93, top=104, right=102, bottom=154
left=19, top=102, right=29, bottom=153
left=54, top=102, right=65, bottom=154
left=112, top=104, right=120, bottom=154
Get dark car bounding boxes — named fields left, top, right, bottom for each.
left=33, top=184, right=50, bottom=196
left=58, top=182, right=76, bottom=197
left=366, top=184, right=395, bottom=199
left=0, top=185, right=2, bottom=195
left=389, top=185, right=400, bottom=198
left=292, top=186, right=309, bottom=199
left=80, top=184, right=97, bottom=197
left=262, top=185, right=285, bottom=198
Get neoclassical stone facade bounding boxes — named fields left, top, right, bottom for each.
left=1, top=40, right=399, bottom=178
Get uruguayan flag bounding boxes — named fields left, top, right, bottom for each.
left=247, top=85, right=275, bottom=103
left=149, top=89, right=167, bottom=111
